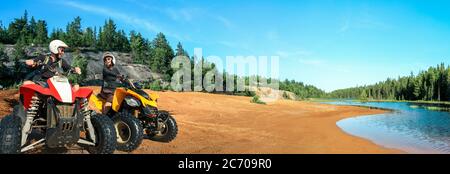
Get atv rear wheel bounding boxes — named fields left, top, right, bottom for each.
left=148, top=111, right=178, bottom=143
left=113, top=112, right=143, bottom=152
left=0, top=115, right=22, bottom=154
left=86, top=115, right=116, bottom=154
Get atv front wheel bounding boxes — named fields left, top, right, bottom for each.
left=86, top=115, right=117, bottom=154
left=148, top=111, right=178, bottom=143
left=113, top=112, right=144, bottom=152
left=0, top=115, right=22, bottom=154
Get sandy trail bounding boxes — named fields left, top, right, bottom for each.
left=0, top=88, right=402, bottom=154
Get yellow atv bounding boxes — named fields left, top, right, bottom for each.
left=89, top=78, right=178, bottom=152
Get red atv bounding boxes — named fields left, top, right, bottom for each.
left=0, top=67, right=116, bottom=154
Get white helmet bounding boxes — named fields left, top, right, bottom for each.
left=49, top=40, right=69, bottom=54
left=103, top=52, right=116, bottom=65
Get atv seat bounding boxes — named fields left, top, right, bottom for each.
left=97, top=92, right=113, bottom=103
left=97, top=93, right=107, bottom=100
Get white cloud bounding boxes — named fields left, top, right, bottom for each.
left=276, top=50, right=312, bottom=58
left=215, top=15, right=233, bottom=29
left=61, top=1, right=184, bottom=40
left=338, top=10, right=391, bottom=33
left=164, top=7, right=205, bottom=22
left=122, top=0, right=234, bottom=29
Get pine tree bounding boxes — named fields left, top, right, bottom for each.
left=49, top=28, right=65, bottom=41
left=130, top=31, right=147, bottom=64
left=413, top=78, right=422, bottom=100
left=116, top=29, right=130, bottom=52
left=437, top=63, right=446, bottom=101
left=0, top=21, right=8, bottom=43
left=98, top=19, right=118, bottom=51
left=66, top=16, right=83, bottom=47
left=83, top=27, right=96, bottom=48
left=27, top=16, right=37, bottom=44
left=97, top=27, right=102, bottom=50
left=175, top=42, right=189, bottom=57
left=34, top=20, right=48, bottom=45
left=446, top=66, right=450, bottom=101
left=151, top=32, right=174, bottom=78
left=8, top=11, right=29, bottom=44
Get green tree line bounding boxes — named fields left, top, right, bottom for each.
left=172, top=43, right=325, bottom=98
left=1, top=11, right=325, bottom=99
left=329, top=63, right=450, bottom=101
left=0, top=11, right=176, bottom=80
left=280, top=79, right=325, bottom=99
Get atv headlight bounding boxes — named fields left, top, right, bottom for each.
left=124, top=96, right=140, bottom=107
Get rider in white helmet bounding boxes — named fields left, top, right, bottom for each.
left=23, top=40, right=82, bottom=87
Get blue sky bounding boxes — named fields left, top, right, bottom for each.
left=1, top=0, right=450, bottom=92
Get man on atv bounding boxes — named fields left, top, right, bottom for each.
left=99, top=52, right=124, bottom=114
left=23, top=40, right=82, bottom=89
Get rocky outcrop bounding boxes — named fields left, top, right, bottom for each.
left=2, top=45, right=160, bottom=83
left=249, top=86, right=298, bottom=102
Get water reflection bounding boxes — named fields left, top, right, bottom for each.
left=324, top=101, right=450, bottom=154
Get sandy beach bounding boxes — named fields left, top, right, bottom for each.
left=0, top=89, right=402, bottom=154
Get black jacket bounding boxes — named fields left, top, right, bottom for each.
left=101, top=66, right=121, bottom=93
left=31, top=55, right=72, bottom=80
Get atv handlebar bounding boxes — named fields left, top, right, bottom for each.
left=119, top=76, right=139, bottom=89
left=32, top=59, right=80, bottom=77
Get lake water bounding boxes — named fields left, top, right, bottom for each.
left=323, top=101, right=450, bottom=154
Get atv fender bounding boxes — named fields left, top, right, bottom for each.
left=89, top=94, right=105, bottom=113
left=20, top=84, right=52, bottom=110
left=73, top=87, right=93, bottom=100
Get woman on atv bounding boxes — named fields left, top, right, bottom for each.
left=23, top=40, right=82, bottom=89
left=99, top=52, right=124, bottom=114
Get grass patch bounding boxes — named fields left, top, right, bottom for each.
left=143, top=80, right=164, bottom=91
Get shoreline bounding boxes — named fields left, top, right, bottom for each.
left=135, top=91, right=404, bottom=154
left=312, top=98, right=450, bottom=106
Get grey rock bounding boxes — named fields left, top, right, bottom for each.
left=2, top=45, right=161, bottom=83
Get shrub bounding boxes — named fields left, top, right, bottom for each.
left=251, top=95, right=266, bottom=105
left=68, top=53, right=88, bottom=84
left=145, top=80, right=163, bottom=91
left=283, top=91, right=291, bottom=100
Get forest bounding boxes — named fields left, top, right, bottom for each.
left=329, top=63, right=450, bottom=102
left=0, top=11, right=325, bottom=99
